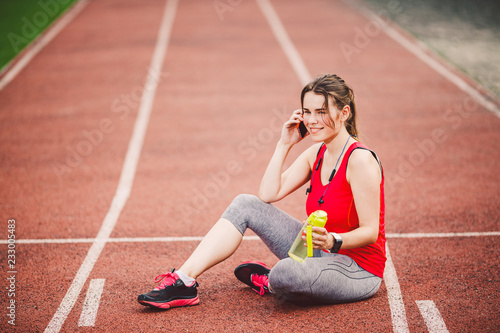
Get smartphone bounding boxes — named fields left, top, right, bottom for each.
left=298, top=121, right=308, bottom=138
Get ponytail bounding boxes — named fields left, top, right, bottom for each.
left=345, top=87, right=358, bottom=138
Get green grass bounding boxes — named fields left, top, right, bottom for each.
left=0, top=0, right=78, bottom=72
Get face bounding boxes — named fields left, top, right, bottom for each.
left=302, top=92, right=341, bottom=142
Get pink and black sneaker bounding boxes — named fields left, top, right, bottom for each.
left=137, top=269, right=199, bottom=309
left=234, top=261, right=270, bottom=296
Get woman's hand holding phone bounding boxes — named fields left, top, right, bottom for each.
left=280, top=109, right=308, bottom=146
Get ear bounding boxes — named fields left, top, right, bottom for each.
left=340, top=105, right=350, bottom=122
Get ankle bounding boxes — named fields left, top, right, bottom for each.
left=176, top=270, right=196, bottom=286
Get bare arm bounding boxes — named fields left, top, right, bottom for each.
left=258, top=109, right=318, bottom=203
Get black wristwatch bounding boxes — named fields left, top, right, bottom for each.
left=329, top=232, right=343, bottom=253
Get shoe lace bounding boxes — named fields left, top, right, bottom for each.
left=251, top=273, right=269, bottom=296
left=154, top=270, right=178, bottom=290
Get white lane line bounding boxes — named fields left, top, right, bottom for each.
left=5, top=232, right=497, bottom=245
left=256, top=0, right=312, bottom=85
left=2, top=238, right=97, bottom=244
left=78, top=279, right=105, bottom=327
left=0, top=235, right=260, bottom=244
left=346, top=0, right=500, bottom=118
left=43, top=0, right=179, bottom=332
left=416, top=300, right=449, bottom=333
left=384, top=244, right=410, bottom=333
left=0, top=0, right=90, bottom=92
left=388, top=231, right=500, bottom=238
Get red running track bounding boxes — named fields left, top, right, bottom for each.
left=0, top=0, right=499, bottom=332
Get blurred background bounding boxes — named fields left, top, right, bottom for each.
left=363, top=0, right=500, bottom=97
left=1, top=0, right=499, bottom=97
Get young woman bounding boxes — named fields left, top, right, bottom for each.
left=138, top=74, right=386, bottom=308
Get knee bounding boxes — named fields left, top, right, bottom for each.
left=226, top=194, right=265, bottom=213
left=222, top=194, right=265, bottom=230
left=231, top=194, right=262, bottom=207
left=269, top=258, right=307, bottom=295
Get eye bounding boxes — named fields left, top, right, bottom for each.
left=303, top=110, right=311, bottom=115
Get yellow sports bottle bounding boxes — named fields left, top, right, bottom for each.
left=288, top=210, right=328, bottom=263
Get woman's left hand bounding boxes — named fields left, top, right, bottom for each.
left=301, top=226, right=333, bottom=251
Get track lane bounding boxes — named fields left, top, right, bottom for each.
left=271, top=0, right=500, bottom=234
left=0, top=0, right=166, bottom=239
left=0, top=243, right=91, bottom=332
left=0, top=0, right=169, bottom=331
left=82, top=241, right=392, bottom=332
left=390, top=236, right=499, bottom=332
left=44, top=0, right=179, bottom=331
left=101, top=0, right=394, bottom=331
left=111, top=0, right=304, bottom=240
left=1, top=0, right=499, bottom=331
left=264, top=0, right=499, bottom=331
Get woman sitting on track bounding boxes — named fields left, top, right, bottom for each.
left=137, top=74, right=386, bottom=308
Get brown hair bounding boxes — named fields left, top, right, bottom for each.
left=300, top=74, right=358, bottom=138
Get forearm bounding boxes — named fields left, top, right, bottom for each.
left=327, top=225, right=379, bottom=250
left=258, top=140, right=293, bottom=202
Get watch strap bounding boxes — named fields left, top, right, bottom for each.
left=329, top=232, right=342, bottom=253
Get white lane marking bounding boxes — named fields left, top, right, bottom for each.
left=388, top=231, right=500, bottom=238
left=44, top=0, right=179, bottom=332
left=255, top=0, right=312, bottom=85
left=0, top=235, right=259, bottom=244
left=5, top=232, right=498, bottom=245
left=78, top=279, right=105, bottom=327
left=416, top=300, right=449, bottom=333
left=384, top=244, right=410, bottom=333
left=346, top=0, right=500, bottom=118
left=0, top=0, right=90, bottom=91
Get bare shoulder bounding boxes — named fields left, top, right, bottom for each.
left=302, top=142, right=324, bottom=167
left=347, top=148, right=381, bottom=183
left=349, top=148, right=378, bottom=166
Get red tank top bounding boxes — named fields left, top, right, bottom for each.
left=306, top=142, right=386, bottom=278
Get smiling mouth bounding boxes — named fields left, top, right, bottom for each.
left=309, top=127, right=322, bottom=134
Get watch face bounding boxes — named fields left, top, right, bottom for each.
left=330, top=233, right=342, bottom=253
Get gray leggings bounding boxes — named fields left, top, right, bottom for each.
left=221, top=194, right=382, bottom=305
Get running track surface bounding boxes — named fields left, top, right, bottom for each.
left=0, top=0, right=499, bottom=332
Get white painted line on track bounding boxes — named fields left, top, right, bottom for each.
left=387, top=231, right=500, bottom=238
left=345, top=0, right=500, bottom=118
left=3, top=238, right=97, bottom=244
left=43, top=0, right=179, bottom=332
left=0, top=0, right=90, bottom=92
left=3, top=232, right=498, bottom=245
left=384, top=244, right=410, bottom=333
left=256, top=0, right=312, bottom=85
left=78, top=279, right=105, bottom=327
left=3, top=235, right=259, bottom=244
left=416, top=300, right=449, bottom=333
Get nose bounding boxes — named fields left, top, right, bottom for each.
left=306, top=112, right=319, bottom=124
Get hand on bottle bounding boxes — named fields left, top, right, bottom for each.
left=301, top=226, right=333, bottom=251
